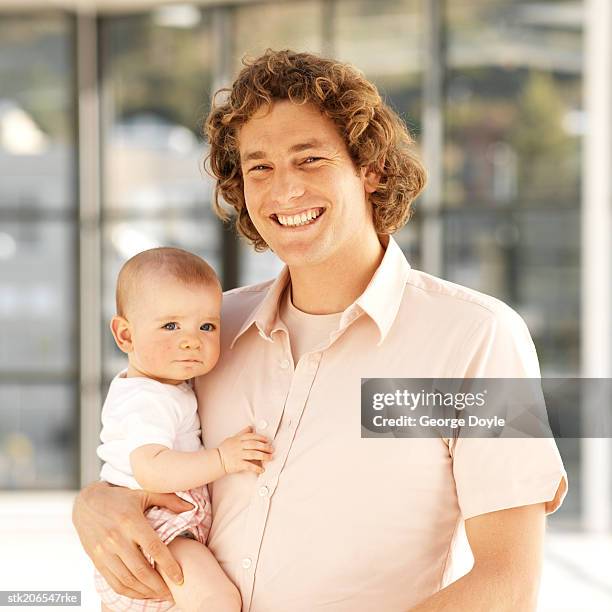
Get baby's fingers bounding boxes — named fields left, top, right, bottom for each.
left=242, top=440, right=274, bottom=453
left=241, top=450, right=273, bottom=462
left=241, top=460, right=265, bottom=475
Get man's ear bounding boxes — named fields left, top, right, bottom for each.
left=110, top=316, right=133, bottom=354
left=361, top=165, right=381, bottom=194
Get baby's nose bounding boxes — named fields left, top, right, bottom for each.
left=180, top=337, right=200, bottom=350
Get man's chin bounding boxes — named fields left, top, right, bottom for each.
left=272, top=242, right=330, bottom=269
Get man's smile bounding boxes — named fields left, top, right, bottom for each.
left=270, top=206, right=326, bottom=228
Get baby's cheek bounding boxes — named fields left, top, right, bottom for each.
left=208, top=343, right=221, bottom=368
left=147, top=340, right=170, bottom=365
left=162, top=341, right=175, bottom=356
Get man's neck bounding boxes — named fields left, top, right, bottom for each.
left=287, top=233, right=385, bottom=315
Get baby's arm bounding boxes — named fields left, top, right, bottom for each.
left=130, top=427, right=273, bottom=493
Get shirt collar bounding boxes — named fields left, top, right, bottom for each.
left=230, top=235, right=411, bottom=348
left=354, top=235, right=411, bottom=345
left=230, top=267, right=290, bottom=348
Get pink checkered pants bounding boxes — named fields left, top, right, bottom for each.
left=94, top=485, right=211, bottom=612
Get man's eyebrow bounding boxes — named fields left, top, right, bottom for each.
left=288, top=140, right=329, bottom=154
left=241, top=140, right=330, bottom=163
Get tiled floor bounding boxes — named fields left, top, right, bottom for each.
left=0, top=492, right=610, bottom=612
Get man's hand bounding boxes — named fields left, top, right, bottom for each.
left=72, top=481, right=194, bottom=601
left=217, top=426, right=274, bottom=475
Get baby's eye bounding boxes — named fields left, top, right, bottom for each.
left=200, top=323, right=216, bottom=332
left=162, top=322, right=178, bottom=330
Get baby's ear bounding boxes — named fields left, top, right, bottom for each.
left=110, top=316, right=133, bottom=353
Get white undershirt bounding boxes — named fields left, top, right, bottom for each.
left=279, top=286, right=343, bottom=364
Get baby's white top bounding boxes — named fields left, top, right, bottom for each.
left=97, top=370, right=202, bottom=490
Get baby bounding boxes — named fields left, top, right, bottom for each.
left=95, top=247, right=273, bottom=612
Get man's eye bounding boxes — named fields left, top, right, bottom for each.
left=303, top=156, right=322, bottom=164
left=201, top=323, right=216, bottom=332
left=162, top=322, right=178, bottom=330
left=249, top=164, right=269, bottom=172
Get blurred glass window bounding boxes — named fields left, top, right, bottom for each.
left=234, top=0, right=323, bottom=68
left=0, top=14, right=75, bottom=212
left=0, top=222, right=76, bottom=373
left=0, top=13, right=78, bottom=490
left=0, top=384, right=77, bottom=490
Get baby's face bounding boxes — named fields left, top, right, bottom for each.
left=126, top=276, right=222, bottom=385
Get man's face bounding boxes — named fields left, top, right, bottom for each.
left=238, top=100, right=379, bottom=269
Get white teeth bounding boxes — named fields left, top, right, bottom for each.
left=276, top=208, right=322, bottom=227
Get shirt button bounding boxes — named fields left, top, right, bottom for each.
left=280, top=359, right=290, bottom=370
left=258, top=486, right=269, bottom=497
left=257, top=419, right=268, bottom=430
left=241, top=557, right=252, bottom=569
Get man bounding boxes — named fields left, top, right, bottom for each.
left=73, top=49, right=567, bottom=611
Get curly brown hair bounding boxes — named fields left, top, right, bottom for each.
left=205, top=49, right=427, bottom=252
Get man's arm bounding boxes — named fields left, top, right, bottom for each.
left=72, top=482, right=193, bottom=600
left=408, top=503, right=545, bottom=611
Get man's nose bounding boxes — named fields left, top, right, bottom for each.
left=269, top=167, right=305, bottom=205
left=180, top=336, right=200, bottom=350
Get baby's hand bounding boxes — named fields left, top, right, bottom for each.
left=217, top=426, right=273, bottom=475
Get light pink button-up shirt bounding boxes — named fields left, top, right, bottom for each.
left=195, top=236, right=567, bottom=612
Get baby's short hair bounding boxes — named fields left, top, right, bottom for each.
left=116, top=247, right=221, bottom=318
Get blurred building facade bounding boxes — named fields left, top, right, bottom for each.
left=0, top=0, right=610, bottom=536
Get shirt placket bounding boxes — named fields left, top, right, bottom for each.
left=238, top=330, right=323, bottom=611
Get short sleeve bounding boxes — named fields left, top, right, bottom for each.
left=111, top=391, right=181, bottom=454
left=452, top=437, right=567, bottom=519
left=451, top=303, right=568, bottom=519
